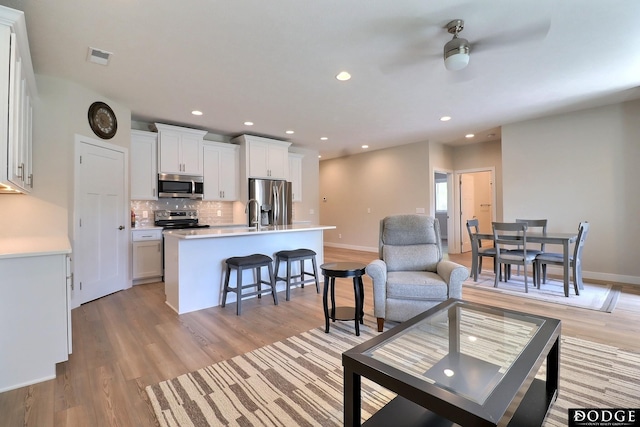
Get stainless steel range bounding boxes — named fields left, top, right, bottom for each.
left=154, top=209, right=210, bottom=230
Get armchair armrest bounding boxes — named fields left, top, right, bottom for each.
left=366, top=259, right=387, bottom=318
left=436, top=260, right=470, bottom=299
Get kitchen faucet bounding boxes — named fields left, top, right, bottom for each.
left=245, top=199, right=260, bottom=228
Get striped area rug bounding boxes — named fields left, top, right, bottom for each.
left=146, top=317, right=640, bottom=426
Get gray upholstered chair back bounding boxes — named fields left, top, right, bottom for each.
left=378, top=215, right=443, bottom=272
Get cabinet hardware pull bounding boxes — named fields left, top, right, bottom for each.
left=17, top=163, right=24, bottom=179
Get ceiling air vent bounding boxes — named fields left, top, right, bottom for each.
left=87, top=47, right=113, bottom=66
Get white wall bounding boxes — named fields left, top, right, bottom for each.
left=319, top=141, right=430, bottom=251
left=0, top=75, right=131, bottom=240
left=502, top=100, right=640, bottom=283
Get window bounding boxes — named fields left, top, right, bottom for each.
left=435, top=181, right=447, bottom=212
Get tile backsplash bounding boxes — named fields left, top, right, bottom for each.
left=131, top=200, right=238, bottom=227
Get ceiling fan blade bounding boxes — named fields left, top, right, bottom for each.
left=471, top=20, right=551, bottom=53
left=379, top=41, right=440, bottom=75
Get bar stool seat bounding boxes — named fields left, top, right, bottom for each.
left=274, top=249, right=320, bottom=301
left=222, top=254, right=278, bottom=315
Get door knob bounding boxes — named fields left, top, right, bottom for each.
left=119, top=225, right=125, bottom=230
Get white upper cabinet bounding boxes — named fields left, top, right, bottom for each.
left=288, top=153, right=303, bottom=202
left=0, top=7, right=36, bottom=194
left=233, top=134, right=291, bottom=180
left=203, top=141, right=239, bottom=201
left=155, top=123, right=207, bottom=175
left=130, top=130, right=157, bottom=200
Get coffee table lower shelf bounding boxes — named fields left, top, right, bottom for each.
left=362, top=378, right=557, bottom=427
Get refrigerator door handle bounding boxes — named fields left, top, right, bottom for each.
left=273, top=185, right=279, bottom=222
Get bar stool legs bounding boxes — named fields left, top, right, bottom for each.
left=222, top=254, right=278, bottom=315
left=274, top=249, right=320, bottom=301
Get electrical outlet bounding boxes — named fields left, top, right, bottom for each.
left=416, top=207, right=426, bottom=214
left=367, top=208, right=371, bottom=213
left=339, top=233, right=342, bottom=239
left=142, top=210, right=148, bottom=219
left=309, top=209, right=315, bottom=214
left=217, top=210, right=222, bottom=217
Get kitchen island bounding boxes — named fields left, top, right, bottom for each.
left=163, top=224, right=336, bottom=314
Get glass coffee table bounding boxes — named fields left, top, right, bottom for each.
left=343, top=298, right=561, bottom=426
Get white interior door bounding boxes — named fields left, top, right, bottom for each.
left=474, top=171, right=493, bottom=233
left=460, top=174, right=475, bottom=253
left=75, top=139, right=127, bottom=304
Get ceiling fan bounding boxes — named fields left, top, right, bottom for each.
left=443, top=19, right=470, bottom=71
left=441, top=18, right=552, bottom=72
left=378, top=13, right=551, bottom=76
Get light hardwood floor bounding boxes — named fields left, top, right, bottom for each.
left=2, top=247, right=639, bottom=426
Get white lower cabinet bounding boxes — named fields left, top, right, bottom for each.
left=132, top=229, right=163, bottom=284
left=0, top=252, right=70, bottom=392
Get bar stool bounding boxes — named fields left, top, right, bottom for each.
left=274, top=248, right=320, bottom=301
left=222, top=254, right=278, bottom=315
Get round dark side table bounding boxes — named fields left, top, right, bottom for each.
left=320, top=262, right=366, bottom=336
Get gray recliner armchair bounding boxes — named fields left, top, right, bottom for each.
left=366, top=215, right=469, bottom=332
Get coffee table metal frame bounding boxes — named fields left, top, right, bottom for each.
left=343, top=298, right=561, bottom=426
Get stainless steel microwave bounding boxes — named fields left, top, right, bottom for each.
left=157, top=173, right=204, bottom=199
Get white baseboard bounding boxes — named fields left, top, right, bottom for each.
left=324, top=242, right=377, bottom=253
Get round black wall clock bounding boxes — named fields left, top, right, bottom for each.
left=88, top=101, right=118, bottom=139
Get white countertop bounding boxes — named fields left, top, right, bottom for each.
left=163, top=224, right=336, bottom=239
left=0, top=235, right=72, bottom=259
left=132, top=225, right=163, bottom=230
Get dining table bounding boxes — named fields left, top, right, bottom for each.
left=473, top=231, right=579, bottom=297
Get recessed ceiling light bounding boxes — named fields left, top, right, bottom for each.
left=244, top=121, right=254, bottom=126
left=440, top=116, right=452, bottom=122
left=336, top=71, right=351, bottom=81
left=285, top=130, right=295, bottom=134
left=318, top=155, right=322, bottom=158
left=465, top=134, right=474, bottom=138
left=320, top=137, right=328, bottom=141
left=191, top=110, right=203, bottom=116
left=362, top=145, right=369, bottom=149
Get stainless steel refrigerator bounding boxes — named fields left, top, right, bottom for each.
left=247, top=178, right=292, bottom=226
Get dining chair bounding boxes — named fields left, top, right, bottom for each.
left=505, top=219, right=547, bottom=280
left=535, top=221, right=590, bottom=295
left=465, top=218, right=497, bottom=281
left=492, top=222, right=537, bottom=292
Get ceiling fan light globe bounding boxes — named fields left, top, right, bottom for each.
left=444, top=36, right=470, bottom=71
left=444, top=52, right=469, bottom=71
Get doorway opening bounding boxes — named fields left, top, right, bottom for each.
left=453, top=168, right=496, bottom=254
left=433, top=171, right=453, bottom=254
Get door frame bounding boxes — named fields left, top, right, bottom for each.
left=451, top=167, right=497, bottom=254
left=431, top=168, right=454, bottom=252
left=72, top=134, right=129, bottom=309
